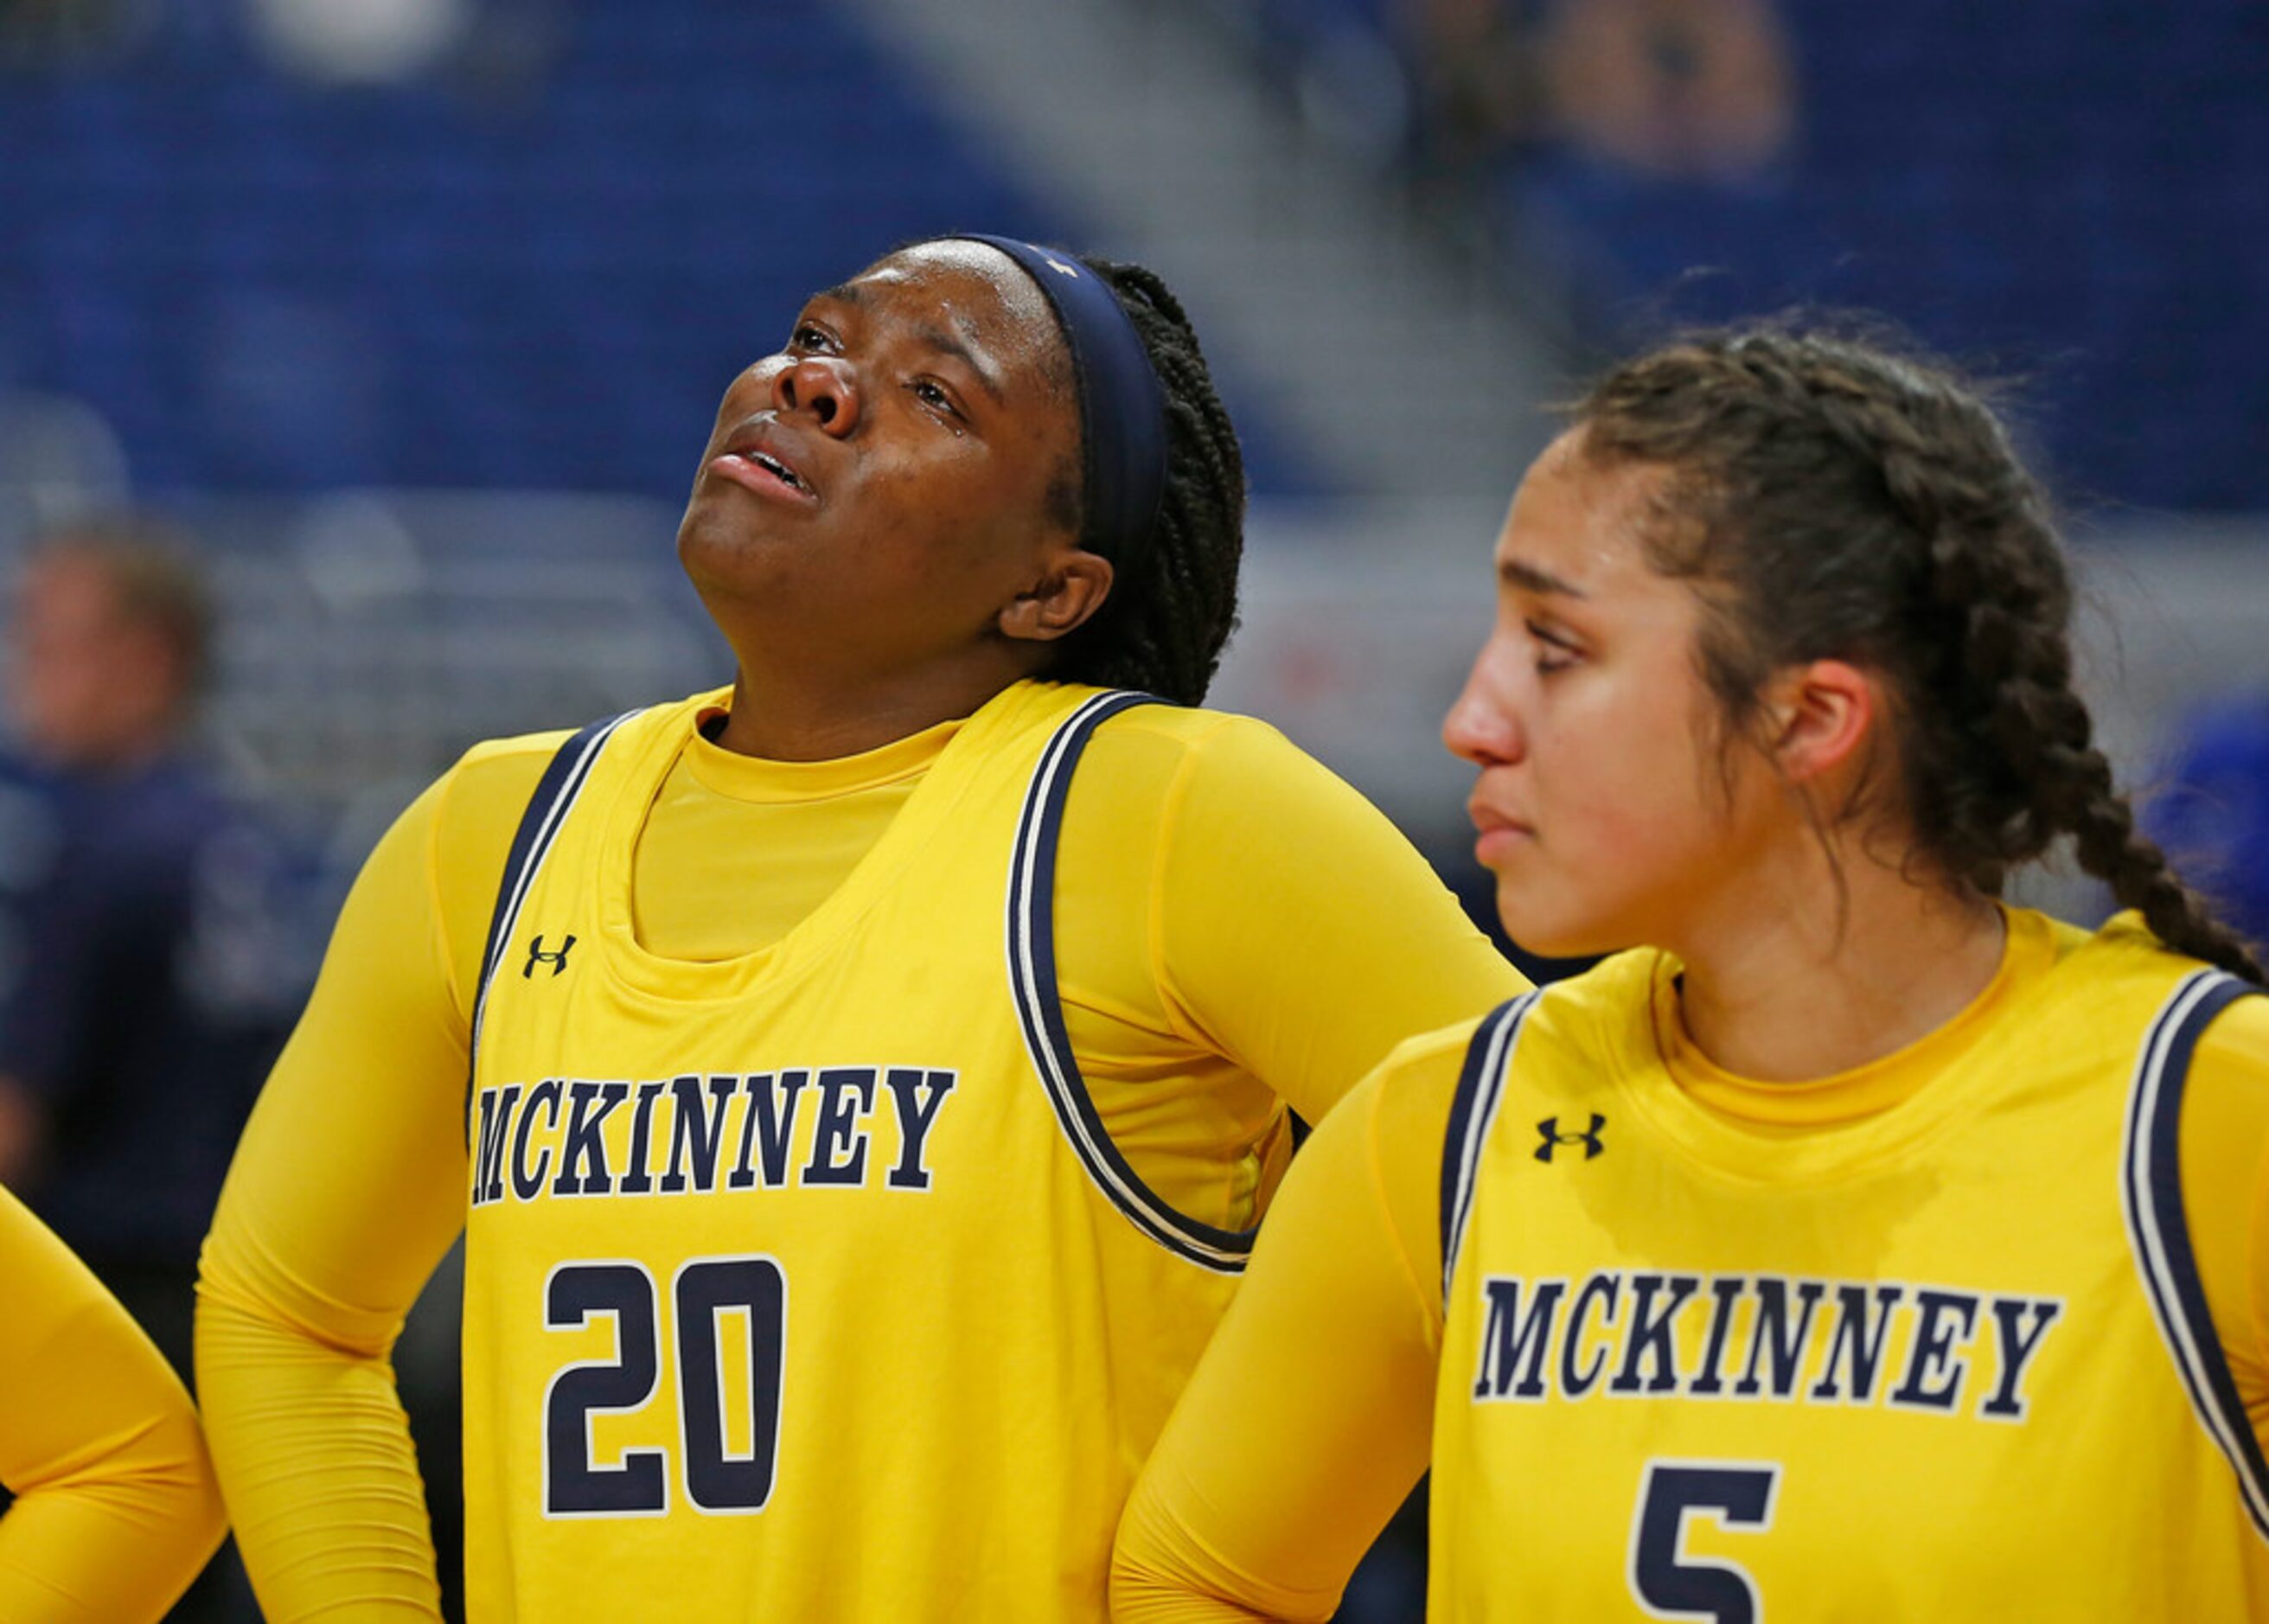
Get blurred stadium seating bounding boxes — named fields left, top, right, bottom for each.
left=1212, top=0, right=2269, bottom=512
left=0, top=0, right=2264, bottom=863
left=0, top=6, right=2262, bottom=1621
left=0, top=0, right=1319, bottom=499
left=194, top=490, right=717, bottom=813
left=0, top=0, right=1312, bottom=826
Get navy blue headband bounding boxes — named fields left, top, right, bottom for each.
left=949, top=233, right=1168, bottom=571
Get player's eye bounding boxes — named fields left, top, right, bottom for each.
left=1526, top=621, right=1581, bottom=675
left=788, top=320, right=834, bottom=352
left=911, top=379, right=962, bottom=421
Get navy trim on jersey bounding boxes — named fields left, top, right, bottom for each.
left=2121, top=968, right=2269, bottom=1541
left=1007, top=690, right=1253, bottom=1273
left=1439, top=991, right=1542, bottom=1306
left=470, top=710, right=640, bottom=1069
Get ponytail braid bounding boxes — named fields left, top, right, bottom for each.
left=1576, top=323, right=2266, bottom=986
left=2063, top=739, right=2265, bottom=981
left=1911, top=451, right=2264, bottom=982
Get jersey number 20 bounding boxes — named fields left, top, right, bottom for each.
left=543, top=1256, right=786, bottom=1518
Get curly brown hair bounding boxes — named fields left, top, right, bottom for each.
left=1571, top=323, right=2264, bottom=985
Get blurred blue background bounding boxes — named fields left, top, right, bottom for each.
left=1240, top=0, right=2269, bottom=510
left=0, top=0, right=2259, bottom=865
left=0, top=2, right=2263, bottom=1618
left=0, top=0, right=1320, bottom=496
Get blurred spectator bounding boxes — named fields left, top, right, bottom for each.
left=0, top=0, right=150, bottom=67
left=0, top=519, right=307, bottom=1383
left=1403, top=0, right=1794, bottom=183
left=1403, top=0, right=1555, bottom=182
left=2149, top=696, right=2269, bottom=951
left=1544, top=0, right=1793, bottom=179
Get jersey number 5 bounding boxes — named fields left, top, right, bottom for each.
left=1629, top=1460, right=1780, bottom=1622
left=543, top=1256, right=787, bottom=1518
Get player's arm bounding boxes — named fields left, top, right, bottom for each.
left=1151, top=719, right=1524, bottom=1124
left=0, top=1183, right=225, bottom=1622
left=2178, top=992, right=2269, bottom=1455
left=195, top=744, right=541, bottom=1620
left=1110, top=1035, right=1460, bottom=1621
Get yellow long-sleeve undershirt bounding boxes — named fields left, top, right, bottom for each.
left=0, top=1183, right=226, bottom=1622
left=196, top=692, right=1524, bottom=1620
left=1109, top=926, right=2269, bottom=1621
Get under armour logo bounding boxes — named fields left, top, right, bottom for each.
left=1535, top=1113, right=1606, bottom=1162
left=1045, top=256, right=1079, bottom=278
left=523, top=934, right=576, bottom=978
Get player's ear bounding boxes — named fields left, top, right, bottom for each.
left=997, top=547, right=1113, bottom=646
left=1761, top=658, right=1877, bottom=785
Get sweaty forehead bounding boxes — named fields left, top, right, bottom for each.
left=842, top=241, right=1069, bottom=381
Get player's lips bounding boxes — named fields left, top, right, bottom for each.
left=710, top=420, right=821, bottom=507
left=1468, top=799, right=1535, bottom=866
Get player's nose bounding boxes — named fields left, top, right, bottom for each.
left=1442, top=636, right=1527, bottom=767
left=774, top=355, right=860, bottom=437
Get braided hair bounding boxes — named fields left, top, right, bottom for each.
left=1572, top=323, right=2265, bottom=985
left=1045, top=256, right=1246, bottom=707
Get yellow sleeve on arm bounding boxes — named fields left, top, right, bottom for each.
left=195, top=738, right=549, bottom=1621
left=1111, top=1028, right=1466, bottom=1622
left=1152, top=718, right=1524, bottom=1124
left=2179, top=992, right=2269, bottom=1455
left=0, top=1185, right=223, bottom=1623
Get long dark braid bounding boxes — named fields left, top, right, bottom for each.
left=1047, top=255, right=1246, bottom=707
left=1576, top=325, right=2266, bottom=985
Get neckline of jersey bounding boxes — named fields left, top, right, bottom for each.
left=1610, top=906, right=2065, bottom=1180
left=586, top=682, right=1034, bottom=1007
left=1652, top=905, right=2053, bottom=1128
left=680, top=707, right=959, bottom=803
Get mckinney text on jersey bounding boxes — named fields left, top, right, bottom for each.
left=470, top=1071, right=957, bottom=1205
left=1469, top=1270, right=2062, bottom=1421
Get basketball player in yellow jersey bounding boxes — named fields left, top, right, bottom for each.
left=0, top=1182, right=224, bottom=1620
left=1114, top=328, right=2269, bottom=1621
left=195, top=236, right=1521, bottom=1621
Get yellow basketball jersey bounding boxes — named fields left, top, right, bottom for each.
left=461, top=682, right=1251, bottom=1620
left=1434, top=910, right=2269, bottom=1620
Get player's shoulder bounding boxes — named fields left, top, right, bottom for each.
left=435, top=691, right=714, bottom=823
left=1352, top=953, right=1659, bottom=1105
left=1377, top=953, right=1664, bottom=1148
left=2188, top=975, right=2269, bottom=1104
left=1502, top=947, right=1665, bottom=1071
left=425, top=697, right=700, bottom=877
left=2037, top=904, right=2221, bottom=986
left=1089, top=697, right=1307, bottom=775
left=1365, top=1002, right=1524, bottom=1153
left=1081, top=696, right=1367, bottom=828
left=2030, top=905, right=2269, bottom=1113
left=446, top=726, right=580, bottom=795
left=413, top=728, right=580, bottom=910
left=1377, top=1012, right=1497, bottom=1089
left=2029, top=905, right=2265, bottom=1033
left=1345, top=987, right=1608, bottom=1219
